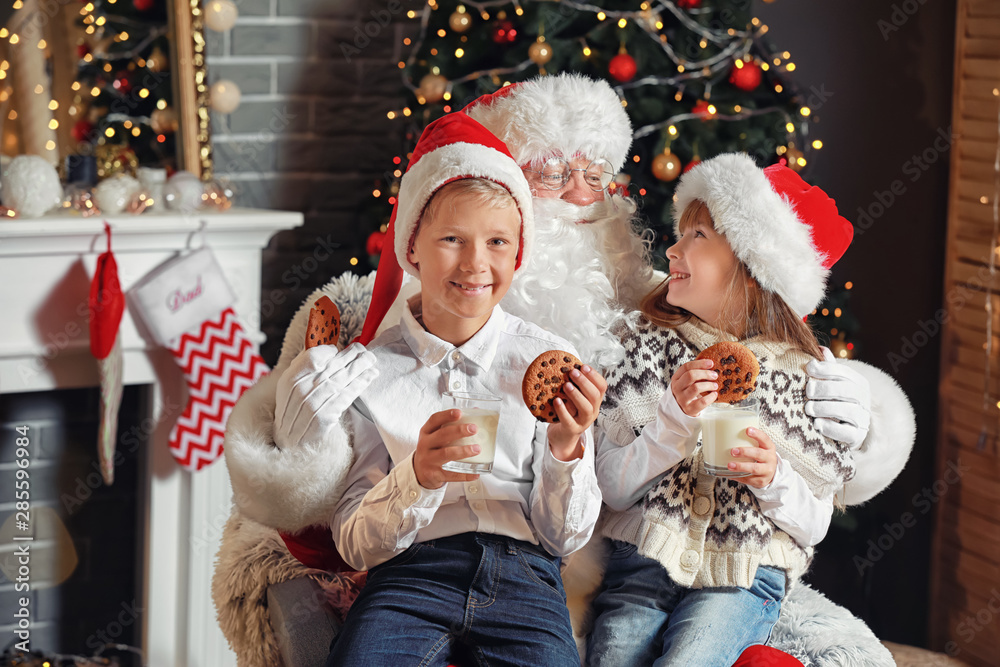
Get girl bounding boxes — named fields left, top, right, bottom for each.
left=588, top=153, right=856, bottom=665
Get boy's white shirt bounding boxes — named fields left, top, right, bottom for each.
left=596, top=386, right=834, bottom=549
left=332, top=302, right=603, bottom=572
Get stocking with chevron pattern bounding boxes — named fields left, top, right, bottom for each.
left=129, top=247, right=268, bottom=471
left=166, top=307, right=268, bottom=470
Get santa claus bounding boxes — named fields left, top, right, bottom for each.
left=215, top=74, right=913, bottom=666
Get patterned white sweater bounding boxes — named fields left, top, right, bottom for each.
left=597, top=317, right=855, bottom=589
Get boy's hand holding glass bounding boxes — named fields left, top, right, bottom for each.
left=413, top=409, right=483, bottom=490
left=547, top=365, right=607, bottom=461
left=671, top=358, right=720, bottom=417
left=274, top=342, right=379, bottom=451
left=726, top=427, right=778, bottom=488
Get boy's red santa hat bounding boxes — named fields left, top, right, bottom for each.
left=358, top=110, right=533, bottom=344
left=673, top=152, right=853, bottom=318
left=465, top=73, right=633, bottom=173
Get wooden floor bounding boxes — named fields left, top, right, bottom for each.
left=883, top=641, right=971, bottom=666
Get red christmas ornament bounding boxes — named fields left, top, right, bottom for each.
left=691, top=99, right=713, bottom=120
left=112, top=72, right=133, bottom=94
left=492, top=20, right=517, bottom=44
left=608, top=53, right=637, bottom=83
left=72, top=119, right=95, bottom=143
left=676, top=0, right=701, bottom=8
left=683, top=157, right=702, bottom=173
left=76, top=43, right=90, bottom=59
left=133, top=0, right=154, bottom=10
left=729, top=59, right=762, bottom=91
left=366, top=229, right=387, bottom=256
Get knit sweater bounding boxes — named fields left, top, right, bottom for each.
left=598, top=317, right=855, bottom=590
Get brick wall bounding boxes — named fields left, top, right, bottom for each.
left=206, top=0, right=416, bottom=365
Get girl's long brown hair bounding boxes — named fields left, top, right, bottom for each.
left=641, top=199, right=824, bottom=360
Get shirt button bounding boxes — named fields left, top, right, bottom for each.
left=452, top=351, right=461, bottom=362
left=468, top=484, right=479, bottom=494
left=680, top=549, right=700, bottom=570
left=409, top=490, right=418, bottom=500
left=473, top=501, right=485, bottom=511
left=452, top=381, right=461, bottom=389
left=693, top=497, right=711, bottom=516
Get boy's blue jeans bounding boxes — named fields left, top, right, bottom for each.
left=326, top=532, right=579, bottom=667
left=587, top=540, right=785, bottom=666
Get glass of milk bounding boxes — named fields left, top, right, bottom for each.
left=700, top=398, right=760, bottom=477
left=441, top=392, right=502, bottom=474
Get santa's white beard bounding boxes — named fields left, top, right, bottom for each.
left=502, top=195, right=655, bottom=369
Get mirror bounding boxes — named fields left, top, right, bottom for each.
left=0, top=0, right=210, bottom=180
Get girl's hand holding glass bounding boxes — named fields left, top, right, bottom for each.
left=728, top=427, right=778, bottom=488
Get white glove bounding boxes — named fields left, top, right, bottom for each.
left=804, top=347, right=871, bottom=451
left=273, top=342, right=378, bottom=451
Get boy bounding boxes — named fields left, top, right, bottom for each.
left=279, top=113, right=605, bottom=666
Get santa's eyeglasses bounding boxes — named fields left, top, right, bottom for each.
left=522, top=157, right=615, bottom=192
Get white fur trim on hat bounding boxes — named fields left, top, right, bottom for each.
left=394, top=141, right=534, bottom=278
left=672, top=153, right=828, bottom=317
left=466, top=73, right=633, bottom=173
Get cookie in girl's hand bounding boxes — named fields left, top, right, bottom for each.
left=304, top=296, right=341, bottom=349
left=522, top=350, right=584, bottom=423
left=696, top=342, right=759, bottom=403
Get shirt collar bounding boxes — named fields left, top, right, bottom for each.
left=400, top=299, right=505, bottom=371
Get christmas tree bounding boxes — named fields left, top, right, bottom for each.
left=360, top=0, right=856, bottom=354
left=68, top=0, right=176, bottom=175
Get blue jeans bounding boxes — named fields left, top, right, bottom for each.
left=587, top=540, right=785, bottom=667
left=326, top=532, right=579, bottom=667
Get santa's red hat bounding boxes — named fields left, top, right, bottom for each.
left=465, top=73, right=633, bottom=173
left=672, top=153, right=853, bottom=318
left=358, top=111, right=533, bottom=344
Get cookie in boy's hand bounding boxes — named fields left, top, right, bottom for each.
left=304, top=296, right=341, bottom=349
left=522, top=350, right=584, bottom=423
left=696, top=342, right=759, bottom=403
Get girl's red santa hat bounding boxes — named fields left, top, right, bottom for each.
left=358, top=111, right=533, bottom=344
left=464, top=73, right=633, bottom=173
left=673, top=152, right=853, bottom=318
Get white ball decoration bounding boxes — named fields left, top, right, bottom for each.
left=1, top=155, right=62, bottom=218
left=93, top=175, right=141, bottom=214
left=204, top=0, right=239, bottom=32
left=164, top=171, right=204, bottom=212
left=210, top=80, right=242, bottom=114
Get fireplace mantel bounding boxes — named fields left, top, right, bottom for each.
left=0, top=208, right=303, bottom=666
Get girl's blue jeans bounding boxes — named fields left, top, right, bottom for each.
left=587, top=539, right=785, bottom=667
left=326, top=532, right=579, bottom=667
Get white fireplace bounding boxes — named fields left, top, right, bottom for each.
left=0, top=208, right=302, bottom=665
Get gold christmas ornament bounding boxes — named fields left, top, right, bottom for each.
left=529, top=39, right=553, bottom=66
left=146, top=45, right=169, bottom=72
left=150, top=106, right=179, bottom=134
left=449, top=8, right=472, bottom=33
left=652, top=149, right=681, bottom=181
left=418, top=73, right=448, bottom=104
left=95, top=142, right=139, bottom=178
left=784, top=144, right=805, bottom=172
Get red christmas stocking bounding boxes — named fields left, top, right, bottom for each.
left=130, top=247, right=268, bottom=471
left=167, top=306, right=268, bottom=470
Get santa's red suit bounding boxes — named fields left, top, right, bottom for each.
left=215, top=75, right=912, bottom=667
